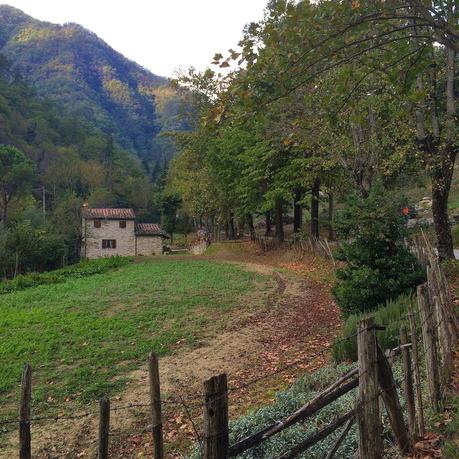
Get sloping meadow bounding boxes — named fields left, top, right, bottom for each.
left=0, top=258, right=273, bottom=421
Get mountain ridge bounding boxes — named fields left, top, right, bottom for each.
left=0, top=4, right=185, bottom=169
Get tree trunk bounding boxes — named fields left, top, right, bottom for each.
left=328, top=192, right=336, bottom=241
left=1, top=192, right=7, bottom=225
left=293, top=190, right=303, bottom=233
left=429, top=45, right=456, bottom=260
left=229, top=213, right=236, bottom=240
left=265, top=211, right=272, bottom=236
left=432, top=165, right=455, bottom=260
left=247, top=214, right=256, bottom=241
left=275, top=199, right=284, bottom=243
left=311, top=177, right=320, bottom=238
left=1, top=204, right=6, bottom=225
left=414, top=45, right=456, bottom=260
left=238, top=218, right=245, bottom=238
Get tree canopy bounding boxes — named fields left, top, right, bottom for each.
left=169, top=0, right=457, bottom=258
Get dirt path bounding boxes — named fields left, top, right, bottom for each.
left=1, top=247, right=341, bottom=458
left=111, top=260, right=340, bottom=458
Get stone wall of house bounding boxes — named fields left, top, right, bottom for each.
left=136, top=236, right=164, bottom=256
left=82, top=218, right=136, bottom=259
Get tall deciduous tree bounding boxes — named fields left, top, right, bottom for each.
left=0, top=145, right=35, bottom=224
left=232, top=0, right=457, bottom=257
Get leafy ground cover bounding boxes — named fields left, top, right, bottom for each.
left=332, top=293, right=415, bottom=362
left=0, top=258, right=272, bottom=422
left=189, top=363, right=358, bottom=459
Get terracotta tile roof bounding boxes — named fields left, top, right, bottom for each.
left=135, top=223, right=169, bottom=238
left=82, top=208, right=136, bottom=219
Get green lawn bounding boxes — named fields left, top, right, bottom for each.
left=0, top=259, right=271, bottom=419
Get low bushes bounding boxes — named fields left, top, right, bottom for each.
left=0, top=221, right=68, bottom=279
left=332, top=294, right=414, bottom=362
left=0, top=256, right=132, bottom=294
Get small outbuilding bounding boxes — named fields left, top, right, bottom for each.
left=135, top=223, right=169, bottom=256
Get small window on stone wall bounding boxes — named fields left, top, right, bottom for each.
left=119, top=220, right=126, bottom=228
left=94, top=220, right=101, bottom=228
left=102, top=239, right=116, bottom=249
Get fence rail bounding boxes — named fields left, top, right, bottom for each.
left=3, top=234, right=457, bottom=458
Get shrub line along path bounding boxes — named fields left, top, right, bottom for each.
left=0, top=242, right=340, bottom=458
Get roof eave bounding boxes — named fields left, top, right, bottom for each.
left=136, top=233, right=170, bottom=238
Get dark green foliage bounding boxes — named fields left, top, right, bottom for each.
left=332, top=187, right=425, bottom=316
left=332, top=294, right=415, bottom=362
left=0, top=5, right=188, bottom=165
left=0, top=144, right=35, bottom=223
left=0, top=221, right=66, bottom=279
left=0, top=256, right=131, bottom=294
left=156, top=191, right=182, bottom=237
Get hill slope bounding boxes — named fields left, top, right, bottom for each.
left=0, top=5, right=186, bottom=168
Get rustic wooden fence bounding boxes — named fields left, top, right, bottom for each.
left=4, top=236, right=457, bottom=458
left=253, top=233, right=335, bottom=263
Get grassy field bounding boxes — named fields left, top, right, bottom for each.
left=0, top=258, right=272, bottom=420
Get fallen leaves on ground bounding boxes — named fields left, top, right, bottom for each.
left=109, top=243, right=342, bottom=457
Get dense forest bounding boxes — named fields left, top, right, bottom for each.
left=167, top=0, right=458, bottom=260
left=0, top=5, right=188, bottom=173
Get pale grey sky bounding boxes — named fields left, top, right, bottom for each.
left=2, top=0, right=267, bottom=77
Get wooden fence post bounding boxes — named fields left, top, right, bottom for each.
left=408, top=305, right=425, bottom=437
left=203, top=373, right=229, bottom=459
left=19, top=363, right=32, bottom=459
left=98, top=397, right=110, bottom=459
left=400, top=326, right=416, bottom=441
left=377, top=345, right=411, bottom=455
left=148, top=352, right=164, bottom=459
left=357, top=317, right=382, bottom=459
left=417, top=284, right=442, bottom=412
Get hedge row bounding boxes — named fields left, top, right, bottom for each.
left=0, top=256, right=132, bottom=294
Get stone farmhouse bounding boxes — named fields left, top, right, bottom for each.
left=81, top=207, right=169, bottom=259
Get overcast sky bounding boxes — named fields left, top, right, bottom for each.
left=2, top=0, right=267, bottom=77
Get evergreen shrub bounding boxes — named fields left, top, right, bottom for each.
left=332, top=187, right=425, bottom=317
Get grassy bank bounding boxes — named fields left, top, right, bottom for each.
left=0, top=256, right=131, bottom=294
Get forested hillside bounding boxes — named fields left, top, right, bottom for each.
left=0, top=5, right=187, bottom=172
left=0, top=52, right=166, bottom=276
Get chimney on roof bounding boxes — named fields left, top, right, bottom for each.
left=82, top=199, right=89, bottom=208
